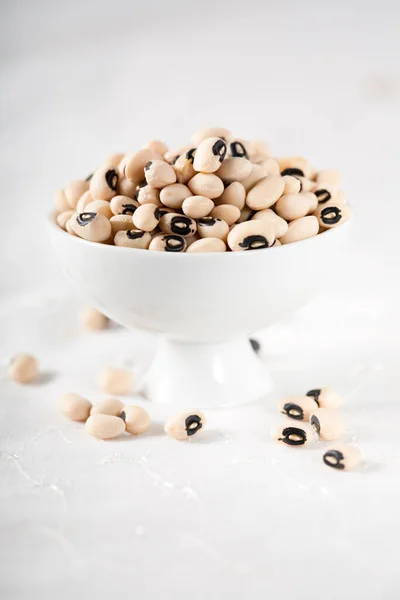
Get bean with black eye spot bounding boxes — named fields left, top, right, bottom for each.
left=306, top=388, right=343, bottom=409
left=282, top=175, right=302, bottom=195
left=132, top=203, right=161, bottom=232
left=114, top=229, right=151, bottom=249
left=110, top=195, right=139, bottom=216
left=159, top=213, right=197, bottom=237
left=229, top=140, right=249, bottom=159
left=173, top=149, right=197, bottom=184
left=227, top=220, right=275, bottom=251
left=144, top=159, right=177, bottom=188
left=310, top=408, right=345, bottom=441
left=136, top=183, right=162, bottom=206
left=120, top=406, right=151, bottom=435
left=313, top=183, right=338, bottom=204
left=278, top=156, right=312, bottom=179
left=70, top=212, right=111, bottom=242
left=278, top=395, right=318, bottom=421
left=164, top=410, right=206, bottom=441
left=271, top=423, right=315, bottom=447
left=89, top=166, right=118, bottom=201
left=125, top=148, right=160, bottom=182
left=323, top=443, right=361, bottom=471
left=149, top=233, right=187, bottom=252
left=313, top=203, right=351, bottom=229
left=197, top=217, right=229, bottom=240
left=193, top=137, right=227, bottom=173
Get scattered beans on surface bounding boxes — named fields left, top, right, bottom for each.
left=9, top=353, right=39, bottom=384
left=81, top=307, right=109, bottom=330
left=120, top=406, right=151, bottom=435
left=58, top=393, right=92, bottom=421
left=323, top=443, right=361, bottom=471
left=306, top=387, right=343, bottom=409
left=310, top=408, right=345, bottom=441
left=164, top=410, right=206, bottom=441
left=271, top=423, right=316, bottom=447
left=90, top=398, right=124, bottom=417
left=98, top=367, right=132, bottom=395
left=85, top=413, right=126, bottom=439
left=278, top=395, right=319, bottom=421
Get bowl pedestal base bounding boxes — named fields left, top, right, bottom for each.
left=142, top=337, right=272, bottom=408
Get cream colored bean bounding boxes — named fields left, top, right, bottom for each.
left=323, top=444, right=361, bottom=471
left=316, top=170, right=341, bottom=187
left=273, top=239, right=281, bottom=246
left=260, top=158, right=280, bottom=176
left=145, top=160, right=177, bottom=188
left=271, top=423, right=316, bottom=447
left=193, top=137, right=227, bottom=173
left=58, top=393, right=92, bottom=422
left=91, top=398, right=124, bottom=417
left=275, top=193, right=313, bottom=221
left=282, top=175, right=301, bottom=195
left=241, top=164, right=268, bottom=192
left=251, top=208, right=288, bottom=238
left=215, top=181, right=246, bottom=209
left=165, top=410, right=206, bottom=441
left=251, top=140, right=270, bottom=159
left=188, top=173, right=224, bottom=199
left=216, top=157, right=252, bottom=184
left=310, top=408, right=345, bottom=441
left=57, top=210, right=75, bottom=230
left=197, top=217, right=229, bottom=240
left=65, top=180, right=90, bottom=208
left=236, top=206, right=256, bottom=223
left=132, top=203, right=161, bottom=232
left=81, top=307, right=108, bottom=330
left=89, top=166, right=118, bottom=201
left=278, top=156, right=312, bottom=179
left=280, top=216, right=319, bottom=245
left=98, top=367, right=132, bottom=395
left=145, top=140, right=168, bottom=156
left=186, top=238, right=226, bottom=252
left=70, top=212, right=111, bottom=242
left=313, top=183, right=338, bottom=205
left=304, top=192, right=318, bottom=213
left=103, top=152, right=125, bottom=167
left=85, top=199, right=113, bottom=219
left=314, top=203, right=351, bottom=229
left=246, top=175, right=285, bottom=210
left=164, top=145, right=193, bottom=164
left=278, top=395, right=319, bottom=421
left=149, top=233, right=187, bottom=252
left=182, top=195, right=214, bottom=219
left=110, top=195, right=139, bottom=216
left=120, top=406, right=151, bottom=435
left=117, top=177, right=137, bottom=198
left=118, top=154, right=129, bottom=177
left=306, top=387, right=343, bottom=409
left=66, top=216, right=77, bottom=236
left=159, top=213, right=197, bottom=237
left=125, top=148, right=158, bottom=182
left=160, top=183, right=192, bottom=208
left=9, top=353, right=39, bottom=384
left=54, top=189, right=71, bottom=212
left=296, top=177, right=315, bottom=193
left=110, top=214, right=133, bottom=235
left=114, top=229, right=151, bottom=249
left=210, top=204, right=240, bottom=226
left=85, top=414, right=126, bottom=439
left=76, top=190, right=94, bottom=213
left=191, top=127, right=231, bottom=145
left=228, top=219, right=275, bottom=251
left=136, top=184, right=161, bottom=206
left=173, top=149, right=196, bottom=184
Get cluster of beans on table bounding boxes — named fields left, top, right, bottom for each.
left=55, top=127, right=351, bottom=252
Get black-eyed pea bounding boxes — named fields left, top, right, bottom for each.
left=145, top=140, right=169, bottom=156
left=273, top=239, right=281, bottom=246
left=278, top=156, right=312, bottom=179
left=120, top=406, right=151, bottom=435
left=271, top=423, right=316, bottom=447
left=237, top=206, right=256, bottom=223
left=313, top=183, right=338, bottom=205
left=228, top=140, right=250, bottom=159
left=85, top=199, right=113, bottom=219
left=65, top=180, right=90, bottom=208
left=334, top=191, right=347, bottom=206
left=81, top=307, right=109, bottom=330
left=164, top=410, right=206, bottom=441
left=136, top=183, right=162, bottom=206
left=164, top=146, right=193, bottom=164
left=159, top=213, right=197, bottom=237
left=215, top=157, right=252, bottom=184
left=173, top=149, right=196, bottom=184
left=110, top=195, right=139, bottom=216
left=303, top=192, right=318, bottom=213
left=54, top=189, right=71, bottom=212
left=132, top=203, right=161, bottom=232
left=241, top=164, right=268, bottom=192
left=98, top=367, right=132, bottom=395
left=114, top=229, right=151, bottom=249
left=295, top=177, right=315, bottom=193
left=251, top=208, right=288, bottom=238
left=188, top=174, right=224, bottom=199
left=57, top=210, right=75, bottom=230
left=227, top=220, right=276, bottom=251
left=118, top=154, right=129, bottom=177
left=310, top=408, right=345, bottom=441
left=280, top=216, right=319, bottom=245
left=259, top=158, right=280, bottom=176
left=85, top=414, right=126, bottom=440
left=76, top=190, right=94, bottom=213
left=215, top=181, right=246, bottom=209
left=89, top=166, right=119, bottom=201
left=91, top=398, right=124, bottom=417
left=66, top=216, right=78, bottom=236
left=125, top=148, right=159, bottom=182
left=117, top=177, right=137, bottom=198
left=145, top=160, right=177, bottom=188
left=160, top=183, right=192, bottom=209
left=314, top=203, right=351, bottom=229
left=149, top=233, right=187, bottom=252
left=58, top=393, right=92, bottom=421
left=191, top=127, right=232, bottom=145
left=193, top=137, right=227, bottom=173
left=283, top=175, right=301, bottom=195
left=186, top=238, right=226, bottom=252
left=9, top=353, right=39, bottom=384
left=275, top=193, right=312, bottom=221
left=110, top=214, right=133, bottom=235
left=246, top=175, right=285, bottom=210
left=103, top=152, right=125, bottom=167
left=250, top=140, right=270, bottom=160
left=197, top=217, right=229, bottom=240
left=278, top=395, right=319, bottom=421
left=70, top=212, right=112, bottom=242
left=323, top=444, right=361, bottom=471
left=306, top=388, right=343, bottom=409
left=182, top=195, right=214, bottom=219
left=210, top=204, right=240, bottom=226
left=316, top=170, right=341, bottom=187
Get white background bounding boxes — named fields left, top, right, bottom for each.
left=1, top=0, right=400, bottom=598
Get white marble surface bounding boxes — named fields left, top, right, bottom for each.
left=1, top=0, right=400, bottom=598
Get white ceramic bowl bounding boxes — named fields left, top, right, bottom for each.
left=48, top=217, right=350, bottom=407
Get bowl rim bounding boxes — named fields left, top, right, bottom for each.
left=48, top=212, right=351, bottom=258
